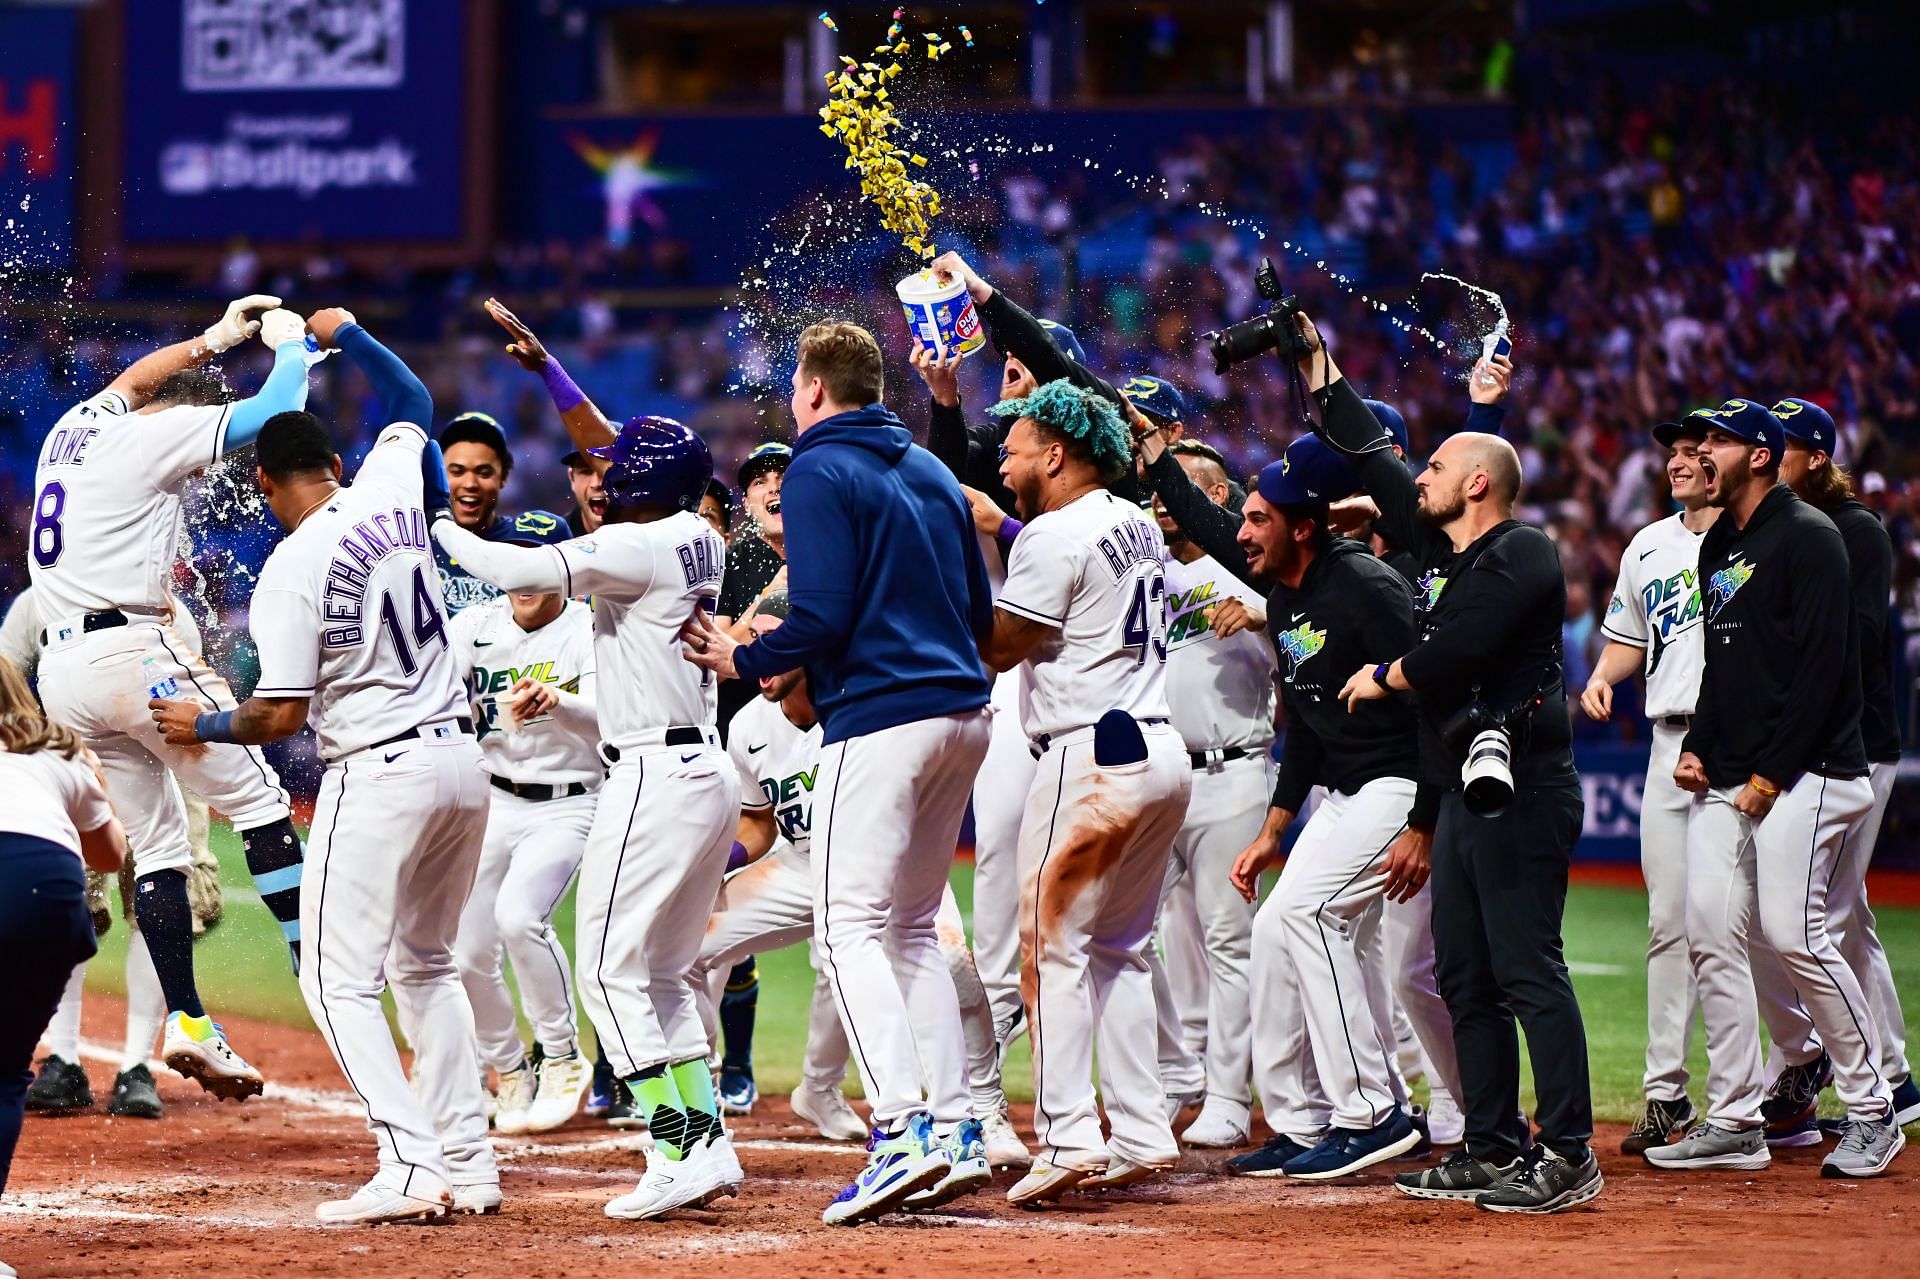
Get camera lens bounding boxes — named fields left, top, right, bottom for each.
left=1462, top=727, right=1515, bottom=817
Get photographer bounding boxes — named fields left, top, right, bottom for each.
left=1299, top=314, right=1597, bottom=1213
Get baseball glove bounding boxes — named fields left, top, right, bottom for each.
left=184, top=784, right=223, bottom=936
left=86, top=870, right=113, bottom=937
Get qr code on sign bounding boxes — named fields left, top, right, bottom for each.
left=183, top=0, right=406, bottom=92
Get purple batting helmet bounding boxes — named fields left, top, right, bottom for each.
left=589, top=416, right=713, bottom=514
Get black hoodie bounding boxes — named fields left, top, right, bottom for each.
left=1826, top=497, right=1900, bottom=764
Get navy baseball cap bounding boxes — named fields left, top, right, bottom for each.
left=1255, top=435, right=1361, bottom=507
left=1771, top=397, right=1837, bottom=455
left=1119, top=374, right=1190, bottom=425
left=1038, top=318, right=1087, bottom=365
left=501, top=509, right=571, bottom=548
left=1684, top=398, right=1785, bottom=458
left=1650, top=416, right=1708, bottom=448
left=442, top=411, right=513, bottom=475
left=737, top=441, right=792, bottom=490
left=1361, top=399, right=1408, bottom=453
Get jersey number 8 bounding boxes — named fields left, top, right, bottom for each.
left=1123, top=571, right=1168, bottom=667
left=31, top=482, right=66, bottom=569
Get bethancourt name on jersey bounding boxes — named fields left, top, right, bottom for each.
left=321, top=506, right=433, bottom=645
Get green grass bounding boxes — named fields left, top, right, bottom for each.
left=83, top=823, right=1920, bottom=1123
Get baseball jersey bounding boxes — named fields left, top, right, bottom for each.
left=250, top=421, right=467, bottom=760
left=727, top=695, right=823, bottom=855
left=1602, top=512, right=1708, bottom=718
left=0, top=747, right=116, bottom=857
left=436, top=514, right=513, bottom=617
left=29, top=389, right=234, bottom=623
left=1162, top=552, right=1276, bottom=753
left=998, top=488, right=1172, bottom=740
left=448, top=596, right=601, bottom=785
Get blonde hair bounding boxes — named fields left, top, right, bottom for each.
left=797, top=320, right=885, bottom=407
left=0, top=660, right=84, bottom=758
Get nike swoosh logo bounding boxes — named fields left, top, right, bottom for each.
left=1639, top=548, right=1659, bottom=560
left=474, top=640, right=493, bottom=648
left=680, top=752, right=700, bottom=763
left=1290, top=613, right=1304, bottom=622
left=384, top=751, right=408, bottom=763
left=747, top=744, right=767, bottom=754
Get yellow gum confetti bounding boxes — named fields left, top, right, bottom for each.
left=818, top=13, right=837, bottom=32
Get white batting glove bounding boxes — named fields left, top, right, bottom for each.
left=201, top=293, right=283, bottom=354
left=257, top=308, right=307, bottom=351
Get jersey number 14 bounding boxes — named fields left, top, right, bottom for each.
left=1122, top=572, right=1168, bottom=667
left=379, top=564, right=449, bottom=676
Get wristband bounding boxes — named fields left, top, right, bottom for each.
left=726, top=841, right=752, bottom=873
left=1372, top=662, right=1393, bottom=690
left=540, top=356, right=588, bottom=414
left=998, top=516, right=1023, bottom=543
left=194, top=710, right=238, bottom=743
left=1748, top=775, right=1780, bottom=798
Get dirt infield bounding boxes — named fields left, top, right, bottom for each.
left=5, top=997, right=1915, bottom=1279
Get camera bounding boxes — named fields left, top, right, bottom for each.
left=1202, top=257, right=1315, bottom=374
left=1441, top=700, right=1516, bottom=817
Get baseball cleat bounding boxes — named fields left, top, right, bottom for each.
left=1821, top=1115, right=1906, bottom=1179
left=1081, top=1158, right=1162, bottom=1191
left=1426, top=1089, right=1465, bottom=1147
left=107, top=1065, right=163, bottom=1120
left=24, top=1055, right=93, bottom=1114
left=1761, top=1051, right=1832, bottom=1145
left=1476, top=1147, right=1603, bottom=1214
left=451, top=1182, right=503, bottom=1215
left=491, top=1058, right=537, bottom=1134
left=1283, top=1110, right=1421, bottom=1181
left=1181, top=1098, right=1251, bottom=1149
left=792, top=1083, right=868, bottom=1142
left=1007, top=1159, right=1089, bottom=1208
left=1621, top=1096, right=1694, bottom=1155
left=1225, top=1134, right=1313, bottom=1177
left=980, top=1102, right=1032, bottom=1170
left=604, top=1148, right=712, bottom=1220
left=586, top=1068, right=614, bottom=1118
left=1765, top=1117, right=1823, bottom=1149
left=524, top=1050, right=593, bottom=1133
left=316, top=1177, right=452, bottom=1225
left=718, top=1066, right=757, bottom=1116
left=822, top=1112, right=948, bottom=1226
left=162, top=1012, right=264, bottom=1101
left=1393, top=1149, right=1523, bottom=1200
left=605, top=1080, right=647, bottom=1130
left=905, top=1118, right=994, bottom=1211
left=1890, top=1076, right=1920, bottom=1128
left=1643, top=1121, right=1770, bottom=1170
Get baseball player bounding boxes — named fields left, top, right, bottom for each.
left=434, top=412, right=516, bottom=616
left=1580, top=416, right=1715, bottom=1154
left=29, top=295, right=314, bottom=1102
left=151, top=309, right=499, bottom=1224
left=447, top=511, right=601, bottom=1136
left=968, top=380, right=1191, bottom=1206
left=1646, top=399, right=1897, bottom=1179
left=1751, top=399, right=1920, bottom=1136
left=692, top=597, right=1030, bottom=1167
left=435, top=414, right=745, bottom=1222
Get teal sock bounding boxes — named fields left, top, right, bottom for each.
left=670, top=1058, right=721, bottom=1146
left=629, top=1064, right=691, bottom=1160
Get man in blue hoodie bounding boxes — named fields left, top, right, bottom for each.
left=682, top=319, right=997, bottom=1226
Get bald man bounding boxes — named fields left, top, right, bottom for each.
left=1302, top=323, right=1596, bottom=1213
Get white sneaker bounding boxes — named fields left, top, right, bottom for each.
left=981, top=1103, right=1032, bottom=1170
left=162, top=1012, right=264, bottom=1102
left=605, top=1147, right=710, bottom=1220
left=792, top=1083, right=868, bottom=1142
left=698, top=1130, right=744, bottom=1204
left=1081, top=1158, right=1161, bottom=1191
left=1181, top=1098, right=1251, bottom=1149
left=1162, top=1086, right=1205, bottom=1124
left=1427, top=1088, right=1466, bottom=1147
left=491, top=1060, right=537, bottom=1135
left=2, top=1257, right=17, bottom=1277
left=1007, top=1158, right=1088, bottom=1208
left=317, top=1175, right=452, bottom=1225
left=451, top=1182, right=503, bottom=1215
left=522, top=1050, right=593, bottom=1133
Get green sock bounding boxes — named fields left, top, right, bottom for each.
left=629, top=1065, right=691, bottom=1160
left=670, top=1058, right=721, bottom=1146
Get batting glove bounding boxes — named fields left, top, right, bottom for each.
left=422, top=439, right=454, bottom=527
left=257, top=307, right=308, bottom=351
left=202, top=293, right=283, bottom=354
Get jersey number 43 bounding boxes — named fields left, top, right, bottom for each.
left=1122, top=571, right=1169, bottom=667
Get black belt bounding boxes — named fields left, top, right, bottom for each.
left=40, top=609, right=130, bottom=645
left=490, top=775, right=590, bottom=802
left=1030, top=716, right=1170, bottom=759
left=1661, top=715, right=1691, bottom=730
left=600, top=726, right=707, bottom=765
left=367, top=717, right=475, bottom=752
left=1189, top=746, right=1255, bottom=769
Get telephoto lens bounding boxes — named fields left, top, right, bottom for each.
left=1461, top=727, right=1515, bottom=816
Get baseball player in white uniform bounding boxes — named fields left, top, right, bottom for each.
left=152, top=309, right=498, bottom=1224
left=1581, top=418, right=1714, bottom=1154
left=30, top=295, right=315, bottom=1103
left=975, top=381, right=1191, bottom=1206
left=433, top=414, right=745, bottom=1222
left=446, top=512, right=601, bottom=1136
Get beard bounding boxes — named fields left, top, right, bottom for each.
left=1415, top=488, right=1466, bottom=526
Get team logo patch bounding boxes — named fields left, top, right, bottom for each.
left=1415, top=569, right=1448, bottom=612
left=1706, top=555, right=1754, bottom=620
left=1607, top=594, right=1626, bottom=615
left=1274, top=620, right=1327, bottom=684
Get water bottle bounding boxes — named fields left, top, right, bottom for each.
left=1479, top=319, right=1512, bottom=364
left=143, top=655, right=180, bottom=701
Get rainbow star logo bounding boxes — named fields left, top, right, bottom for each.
left=568, top=129, right=699, bottom=247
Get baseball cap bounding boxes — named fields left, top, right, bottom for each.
left=1120, top=374, right=1190, bottom=426
left=500, top=509, right=570, bottom=548
left=737, top=441, right=792, bottom=490
left=1038, top=318, right=1087, bottom=365
left=1361, top=399, right=1408, bottom=454
left=1255, top=435, right=1361, bottom=507
left=1770, top=397, right=1837, bottom=455
left=1650, top=416, right=1708, bottom=448
left=562, top=446, right=603, bottom=470
left=755, top=589, right=792, bottom=622
left=1678, top=398, right=1785, bottom=458
left=442, top=411, right=513, bottom=475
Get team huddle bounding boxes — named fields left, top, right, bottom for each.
left=14, top=260, right=1913, bottom=1230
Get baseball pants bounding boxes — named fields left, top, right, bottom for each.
left=577, top=744, right=739, bottom=1080
left=453, top=788, right=596, bottom=1073
left=1150, top=881, right=1207, bottom=1099
left=300, top=734, right=495, bottom=1194
left=38, top=621, right=291, bottom=876
left=1639, top=722, right=1700, bottom=1103
left=1687, top=772, right=1887, bottom=1128
left=1155, top=752, right=1267, bottom=1113
left=1022, top=724, right=1192, bottom=1172
left=1251, top=777, right=1416, bottom=1139
left=971, top=673, right=1037, bottom=1040
left=1382, top=880, right=1461, bottom=1107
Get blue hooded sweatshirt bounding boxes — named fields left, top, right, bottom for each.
left=732, top=404, right=992, bottom=743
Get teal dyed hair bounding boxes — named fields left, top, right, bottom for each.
left=986, top=379, right=1133, bottom=478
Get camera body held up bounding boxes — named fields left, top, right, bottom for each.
left=1203, top=258, right=1315, bottom=374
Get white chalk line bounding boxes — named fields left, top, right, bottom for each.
left=1568, top=961, right=1628, bottom=976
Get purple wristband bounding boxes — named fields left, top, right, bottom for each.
left=998, top=516, right=1024, bottom=543
left=726, top=841, right=752, bottom=873
left=540, top=356, right=587, bottom=414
